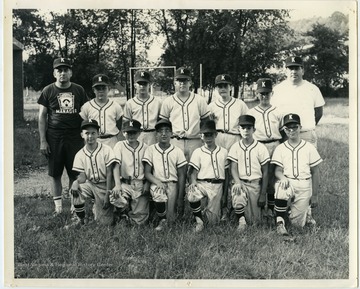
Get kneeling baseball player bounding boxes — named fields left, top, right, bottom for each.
left=271, top=113, right=322, bottom=236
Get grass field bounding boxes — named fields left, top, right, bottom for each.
left=11, top=98, right=353, bottom=283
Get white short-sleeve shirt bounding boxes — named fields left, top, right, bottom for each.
left=142, top=144, right=187, bottom=182
left=272, top=80, right=325, bottom=131
left=208, top=97, right=248, bottom=134
left=80, top=99, right=123, bottom=136
left=228, top=140, right=270, bottom=180
left=271, top=140, right=323, bottom=179
left=247, top=105, right=283, bottom=141
left=123, top=95, right=162, bottom=131
left=159, top=92, right=210, bottom=138
left=73, top=142, right=116, bottom=184
left=113, top=140, right=148, bottom=180
left=189, top=145, right=229, bottom=180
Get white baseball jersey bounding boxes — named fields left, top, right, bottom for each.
left=208, top=97, right=248, bottom=134
left=80, top=99, right=123, bottom=136
left=228, top=140, right=270, bottom=180
left=73, top=142, right=116, bottom=184
left=142, top=144, right=187, bottom=182
left=247, top=105, right=283, bottom=141
left=272, top=80, right=325, bottom=131
left=123, top=95, right=162, bottom=131
left=271, top=140, right=323, bottom=179
left=189, top=145, right=229, bottom=180
left=113, top=140, right=148, bottom=180
left=159, top=92, right=210, bottom=138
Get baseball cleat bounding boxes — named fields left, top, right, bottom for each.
left=237, top=217, right=247, bottom=232
left=53, top=206, right=63, bottom=216
left=155, top=219, right=167, bottom=231
left=194, top=217, right=204, bottom=232
left=276, top=221, right=289, bottom=236
left=306, top=214, right=317, bottom=226
left=63, top=217, right=85, bottom=230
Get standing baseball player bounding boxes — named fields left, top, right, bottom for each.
left=69, top=119, right=117, bottom=226
left=110, top=119, right=149, bottom=225
left=271, top=113, right=322, bottom=235
left=208, top=73, right=248, bottom=222
left=123, top=70, right=162, bottom=146
left=159, top=67, right=210, bottom=162
left=227, top=115, right=270, bottom=231
left=79, top=74, right=123, bottom=148
left=38, top=57, right=88, bottom=215
left=143, top=119, right=187, bottom=231
left=247, top=78, right=283, bottom=217
left=187, top=120, right=229, bottom=232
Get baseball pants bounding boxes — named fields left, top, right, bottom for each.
left=288, top=178, right=312, bottom=227
left=150, top=182, right=178, bottom=222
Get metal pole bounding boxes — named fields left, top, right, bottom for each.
left=199, top=64, right=203, bottom=96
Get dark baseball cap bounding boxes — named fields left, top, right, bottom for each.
left=81, top=119, right=100, bottom=130
left=283, top=113, right=301, bottom=126
left=122, top=119, right=142, bottom=132
left=238, top=115, right=255, bottom=126
left=53, top=58, right=72, bottom=69
left=92, top=74, right=109, bottom=88
left=200, top=120, right=217, bottom=133
left=285, top=56, right=303, bottom=67
left=134, top=70, right=151, bottom=83
left=175, top=67, right=191, bottom=80
left=155, top=119, right=172, bottom=131
left=215, top=74, right=232, bottom=85
left=256, top=78, right=273, bottom=93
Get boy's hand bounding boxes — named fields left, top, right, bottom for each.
left=232, top=183, right=242, bottom=195
left=70, top=181, right=80, bottom=197
left=278, top=178, right=290, bottom=190
left=257, top=193, right=266, bottom=208
left=177, top=201, right=185, bottom=218
left=310, top=196, right=318, bottom=208
left=188, top=182, right=197, bottom=191
left=40, top=141, right=51, bottom=158
left=112, top=185, right=122, bottom=198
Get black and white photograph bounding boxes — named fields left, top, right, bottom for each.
left=3, top=0, right=358, bottom=288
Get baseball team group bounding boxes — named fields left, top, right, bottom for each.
left=38, top=56, right=325, bottom=236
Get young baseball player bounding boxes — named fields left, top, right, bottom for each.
left=110, top=119, right=150, bottom=225
left=143, top=119, right=187, bottom=231
left=80, top=74, right=123, bottom=148
left=187, top=120, right=229, bottom=232
left=69, top=119, right=117, bottom=226
left=227, top=115, right=270, bottom=231
left=208, top=74, right=248, bottom=222
left=159, top=67, right=210, bottom=162
left=247, top=78, right=283, bottom=217
left=123, top=70, right=162, bottom=146
left=271, top=113, right=322, bottom=236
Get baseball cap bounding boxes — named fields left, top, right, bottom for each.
left=92, top=74, right=109, bottom=88
left=285, top=56, right=303, bottom=67
left=134, top=70, right=151, bottom=83
left=283, top=113, right=301, bottom=126
left=215, top=74, right=232, bottom=86
left=238, top=115, right=255, bottom=126
left=175, top=67, right=191, bottom=80
left=256, top=78, right=273, bottom=93
left=53, top=58, right=72, bottom=69
left=155, top=119, right=173, bottom=131
left=122, top=119, right=141, bottom=132
left=200, top=120, right=217, bottom=133
left=81, top=119, right=100, bottom=130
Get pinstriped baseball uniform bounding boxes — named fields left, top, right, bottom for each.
left=247, top=105, right=283, bottom=156
left=113, top=140, right=149, bottom=225
left=228, top=140, right=270, bottom=224
left=72, top=142, right=116, bottom=224
left=271, top=139, right=322, bottom=227
left=143, top=143, right=187, bottom=221
left=188, top=145, right=229, bottom=223
left=159, top=92, right=210, bottom=161
left=208, top=98, right=248, bottom=151
left=123, top=95, right=162, bottom=145
left=80, top=99, right=123, bottom=148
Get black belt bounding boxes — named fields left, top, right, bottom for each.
left=171, top=136, right=198, bottom=140
left=163, top=180, right=177, bottom=183
left=285, top=175, right=311, bottom=180
left=240, top=178, right=261, bottom=184
left=143, top=129, right=155, bottom=132
left=197, top=179, right=224, bottom=184
left=216, top=130, right=240, bottom=136
left=258, top=139, right=281, bottom=144
left=121, top=178, right=146, bottom=184
left=99, top=134, right=115, bottom=139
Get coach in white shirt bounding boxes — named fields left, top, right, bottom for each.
left=272, top=56, right=325, bottom=148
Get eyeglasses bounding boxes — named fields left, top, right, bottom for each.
left=94, top=85, right=107, bottom=91
left=284, top=125, right=300, bottom=131
left=217, top=84, right=229, bottom=89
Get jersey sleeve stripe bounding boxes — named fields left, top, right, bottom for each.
left=188, top=162, right=200, bottom=171
left=158, top=114, right=169, bottom=120
left=270, top=160, right=283, bottom=167
left=106, top=158, right=117, bottom=167
left=177, top=160, right=187, bottom=168
left=142, top=158, right=153, bottom=167
left=72, top=167, right=85, bottom=173
left=310, top=158, right=323, bottom=167
left=227, top=156, right=238, bottom=163
left=260, top=157, right=270, bottom=165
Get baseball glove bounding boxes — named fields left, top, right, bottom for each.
left=274, top=181, right=295, bottom=200
left=151, top=186, right=168, bottom=202
left=187, top=185, right=203, bottom=203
